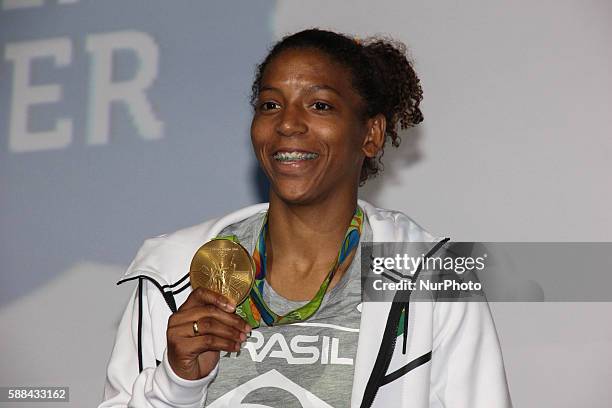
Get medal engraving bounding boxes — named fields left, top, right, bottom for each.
left=190, top=239, right=255, bottom=306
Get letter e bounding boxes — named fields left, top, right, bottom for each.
left=4, top=38, right=72, bottom=152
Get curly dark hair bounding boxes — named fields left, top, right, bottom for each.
left=250, top=28, right=424, bottom=184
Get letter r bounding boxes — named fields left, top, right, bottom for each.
left=85, top=30, right=164, bottom=145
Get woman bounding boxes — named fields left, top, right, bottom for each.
left=100, top=29, right=511, bottom=407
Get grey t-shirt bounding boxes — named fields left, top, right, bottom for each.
left=204, top=210, right=372, bottom=408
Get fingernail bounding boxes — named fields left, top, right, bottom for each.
left=240, top=332, right=247, bottom=342
left=224, top=303, right=235, bottom=312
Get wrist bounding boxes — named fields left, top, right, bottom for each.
left=154, top=349, right=219, bottom=405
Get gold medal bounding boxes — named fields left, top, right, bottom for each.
left=189, top=239, right=255, bottom=306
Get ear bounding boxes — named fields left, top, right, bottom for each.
left=362, top=114, right=386, bottom=158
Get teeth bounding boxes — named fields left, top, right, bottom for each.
left=273, top=151, right=319, bottom=162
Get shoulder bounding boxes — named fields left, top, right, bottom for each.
left=358, top=198, right=439, bottom=243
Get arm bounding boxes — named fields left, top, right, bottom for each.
left=429, top=300, right=512, bottom=408
left=99, top=282, right=219, bottom=408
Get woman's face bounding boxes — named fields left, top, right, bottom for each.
left=251, top=48, right=382, bottom=205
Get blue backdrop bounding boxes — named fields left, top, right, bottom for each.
left=1, top=0, right=274, bottom=305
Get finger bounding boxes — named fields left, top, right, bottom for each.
left=178, top=287, right=235, bottom=313
left=169, top=305, right=251, bottom=333
left=183, top=333, right=242, bottom=354
left=174, top=318, right=247, bottom=342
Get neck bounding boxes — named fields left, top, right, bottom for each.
left=265, top=188, right=359, bottom=284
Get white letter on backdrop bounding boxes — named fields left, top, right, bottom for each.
left=4, top=38, right=72, bottom=152
left=85, top=31, right=164, bottom=145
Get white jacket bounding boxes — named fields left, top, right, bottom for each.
left=100, top=199, right=512, bottom=407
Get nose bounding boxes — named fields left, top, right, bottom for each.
left=276, top=104, right=307, bottom=137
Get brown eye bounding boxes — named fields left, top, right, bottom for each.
left=312, top=101, right=332, bottom=111
left=259, top=101, right=280, bottom=111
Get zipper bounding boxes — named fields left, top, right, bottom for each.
left=361, top=300, right=405, bottom=408
left=360, top=238, right=449, bottom=408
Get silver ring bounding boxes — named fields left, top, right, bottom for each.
left=192, top=320, right=200, bottom=336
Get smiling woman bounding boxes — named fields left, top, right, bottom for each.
left=99, top=29, right=511, bottom=408
left=250, top=30, right=423, bottom=188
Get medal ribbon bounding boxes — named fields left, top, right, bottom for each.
left=234, top=206, right=364, bottom=328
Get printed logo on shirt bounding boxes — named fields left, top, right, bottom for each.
left=207, top=369, right=334, bottom=408
left=225, top=322, right=359, bottom=365
left=209, top=303, right=362, bottom=406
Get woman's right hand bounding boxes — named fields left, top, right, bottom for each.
left=166, top=287, right=252, bottom=380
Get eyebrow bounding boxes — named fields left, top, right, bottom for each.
left=259, top=84, right=342, bottom=97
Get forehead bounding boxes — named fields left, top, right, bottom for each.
left=260, top=48, right=357, bottom=95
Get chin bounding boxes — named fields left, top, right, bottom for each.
left=270, top=183, right=321, bottom=205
